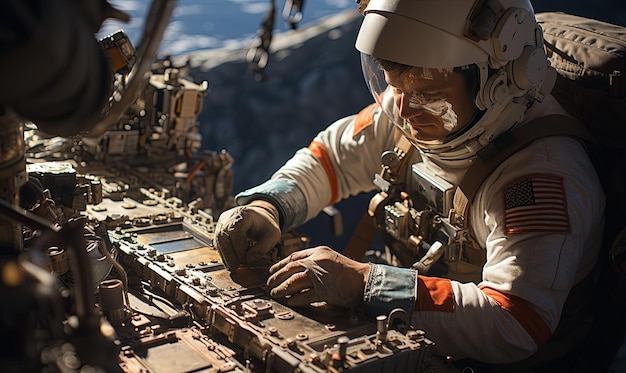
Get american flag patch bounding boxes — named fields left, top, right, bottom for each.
left=503, top=175, right=570, bottom=235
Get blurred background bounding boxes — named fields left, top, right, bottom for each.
left=98, top=1, right=626, bottom=57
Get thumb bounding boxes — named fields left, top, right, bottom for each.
left=247, top=199, right=280, bottom=226
left=214, top=218, right=250, bottom=270
left=213, top=206, right=256, bottom=270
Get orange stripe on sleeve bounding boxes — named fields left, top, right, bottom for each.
left=481, top=286, right=552, bottom=346
left=415, top=276, right=455, bottom=312
left=353, top=103, right=379, bottom=137
left=307, top=141, right=338, bottom=205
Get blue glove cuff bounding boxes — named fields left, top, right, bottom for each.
left=363, top=263, right=418, bottom=319
left=235, top=178, right=307, bottom=232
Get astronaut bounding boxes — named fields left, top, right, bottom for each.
left=214, top=0, right=605, bottom=368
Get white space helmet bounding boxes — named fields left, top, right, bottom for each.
left=356, top=0, right=555, bottom=163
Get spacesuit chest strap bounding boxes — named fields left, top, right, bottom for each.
left=452, top=114, right=592, bottom=229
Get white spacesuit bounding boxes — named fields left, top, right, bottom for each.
left=214, top=0, right=605, bottom=367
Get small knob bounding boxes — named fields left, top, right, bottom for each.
left=381, top=151, right=400, bottom=168
left=337, top=336, right=349, bottom=361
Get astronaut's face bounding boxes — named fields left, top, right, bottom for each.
left=384, top=67, right=477, bottom=142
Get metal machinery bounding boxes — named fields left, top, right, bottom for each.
left=0, top=1, right=436, bottom=372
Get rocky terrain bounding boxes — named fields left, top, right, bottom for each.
left=187, top=9, right=370, bottom=193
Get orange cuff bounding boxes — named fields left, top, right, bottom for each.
left=415, top=276, right=455, bottom=312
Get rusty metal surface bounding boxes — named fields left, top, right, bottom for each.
left=87, top=177, right=435, bottom=372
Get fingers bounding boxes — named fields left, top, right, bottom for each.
left=286, top=289, right=318, bottom=307
left=214, top=205, right=280, bottom=270
left=246, top=244, right=278, bottom=267
left=214, top=217, right=250, bottom=270
left=267, top=250, right=317, bottom=302
left=267, top=257, right=306, bottom=289
left=246, top=227, right=282, bottom=265
left=268, top=256, right=290, bottom=275
left=265, top=246, right=369, bottom=308
left=269, top=269, right=312, bottom=299
left=214, top=208, right=243, bottom=246
left=269, top=249, right=312, bottom=274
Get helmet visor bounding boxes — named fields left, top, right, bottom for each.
left=360, top=52, right=463, bottom=145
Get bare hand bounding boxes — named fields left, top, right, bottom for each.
left=266, top=246, right=371, bottom=308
